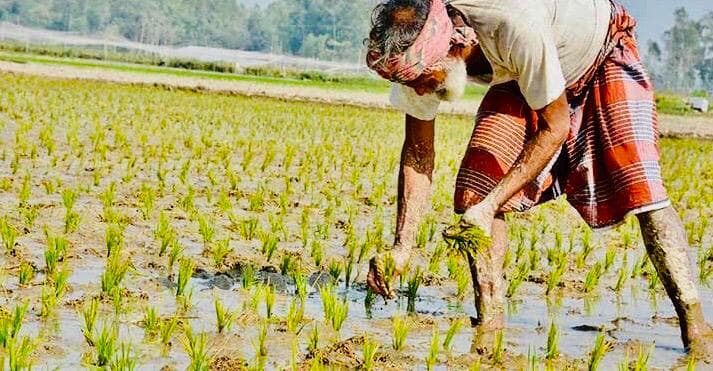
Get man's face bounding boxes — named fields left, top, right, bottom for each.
left=405, top=57, right=468, bottom=102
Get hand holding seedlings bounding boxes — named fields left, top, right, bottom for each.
left=367, top=244, right=411, bottom=299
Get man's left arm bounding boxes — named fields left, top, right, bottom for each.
left=463, top=93, right=569, bottom=227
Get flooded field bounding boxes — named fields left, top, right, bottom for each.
left=0, top=73, right=711, bottom=370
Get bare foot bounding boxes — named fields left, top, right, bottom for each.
left=687, top=325, right=713, bottom=363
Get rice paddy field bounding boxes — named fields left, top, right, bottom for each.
left=0, top=72, right=711, bottom=370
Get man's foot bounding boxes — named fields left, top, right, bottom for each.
left=687, top=324, right=713, bottom=363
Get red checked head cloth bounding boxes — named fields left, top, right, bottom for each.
left=367, top=0, right=476, bottom=83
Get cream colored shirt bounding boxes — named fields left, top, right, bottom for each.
left=390, top=0, right=612, bottom=119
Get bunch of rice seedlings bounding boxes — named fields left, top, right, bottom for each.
left=142, top=306, right=160, bottom=338
left=0, top=301, right=29, bottom=348
left=583, top=262, right=604, bottom=294
left=176, top=258, right=195, bottom=297
left=576, top=227, right=595, bottom=269
left=364, top=288, right=376, bottom=318
left=587, top=331, right=612, bottom=371
left=105, top=223, right=124, bottom=258
left=391, top=315, right=410, bottom=351
left=138, top=183, right=156, bottom=220
left=286, top=298, right=305, bottom=334
left=61, top=188, right=80, bottom=234
left=181, top=324, right=213, bottom=371
left=308, top=324, right=320, bottom=354
left=94, top=321, right=119, bottom=367
left=214, top=297, right=237, bottom=334
left=328, top=259, right=343, bottom=283
left=280, top=254, right=296, bottom=276
left=154, top=211, right=175, bottom=257
left=442, top=318, right=464, bottom=353
left=425, top=326, right=440, bottom=371
left=210, top=239, right=232, bottom=268
left=492, top=330, right=505, bottom=364
left=251, top=322, right=268, bottom=369
left=362, top=335, right=380, bottom=371
left=0, top=216, right=17, bottom=252
left=197, top=214, right=215, bottom=249
left=101, top=252, right=131, bottom=295
left=18, top=261, right=34, bottom=286
left=406, top=267, right=423, bottom=313
left=112, top=342, right=137, bottom=371
left=167, top=239, right=185, bottom=275
left=604, top=244, right=617, bottom=272
left=545, top=321, right=559, bottom=359
left=344, top=256, right=355, bottom=288
left=81, top=298, right=99, bottom=345
left=506, top=261, right=530, bottom=298
left=261, top=234, right=279, bottom=262
left=311, top=240, right=324, bottom=268
left=546, top=259, right=566, bottom=295
left=291, top=268, right=308, bottom=302
left=160, top=317, right=179, bottom=347
left=320, top=284, right=348, bottom=335
left=241, top=264, right=256, bottom=290
left=442, top=220, right=493, bottom=259
left=264, top=284, right=276, bottom=319
left=44, top=232, right=69, bottom=276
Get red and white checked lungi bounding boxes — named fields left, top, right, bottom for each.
left=454, top=2, right=670, bottom=228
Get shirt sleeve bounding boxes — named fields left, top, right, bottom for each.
left=507, top=21, right=566, bottom=110
left=389, top=84, right=441, bottom=121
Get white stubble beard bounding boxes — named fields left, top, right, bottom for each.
left=436, top=58, right=468, bottom=102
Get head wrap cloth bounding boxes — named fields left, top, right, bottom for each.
left=366, top=0, right=477, bottom=83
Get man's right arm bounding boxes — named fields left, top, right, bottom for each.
left=367, top=114, right=435, bottom=298
left=394, top=114, right=435, bottom=250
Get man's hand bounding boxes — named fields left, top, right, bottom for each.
left=367, top=244, right=412, bottom=298
left=462, top=198, right=497, bottom=237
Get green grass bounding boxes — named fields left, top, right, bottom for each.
left=0, top=50, right=487, bottom=100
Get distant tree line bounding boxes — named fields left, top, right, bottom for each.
left=646, top=8, right=713, bottom=95
left=0, top=0, right=379, bottom=63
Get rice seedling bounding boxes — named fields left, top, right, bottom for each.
left=406, top=266, right=423, bottom=313
left=328, top=259, right=343, bottom=283
left=292, top=268, right=308, bottom=302
left=81, top=297, right=99, bottom=345
left=20, top=204, right=39, bottom=228
left=506, top=261, right=530, bottom=298
left=583, top=262, right=604, bottom=294
left=176, top=258, right=195, bottom=297
left=442, top=317, right=464, bottom=353
left=428, top=241, right=446, bottom=274
left=197, top=214, right=215, bottom=249
left=311, top=240, right=324, bottom=268
left=545, top=321, right=559, bottom=359
left=142, top=306, right=160, bottom=338
left=344, top=256, right=355, bottom=288
left=493, top=330, right=505, bottom=364
left=587, top=331, right=613, bottom=371
left=251, top=321, right=269, bottom=369
left=391, top=314, right=410, bottom=351
left=362, top=335, right=380, bottom=371
left=167, top=239, right=185, bottom=275
left=364, top=288, right=376, bottom=318
left=0, top=216, right=17, bottom=252
left=242, top=264, right=256, bottom=290
left=101, top=252, right=131, bottom=295
left=105, top=223, right=124, bottom=258
left=181, top=324, right=213, bottom=371
left=6, top=335, right=35, bottom=371
left=308, top=324, right=320, bottom=355
left=214, top=297, right=237, bottom=334
left=138, top=183, right=156, bottom=220
left=286, top=298, right=305, bottom=334
left=112, top=342, right=137, bottom=371
left=264, top=284, right=276, bottom=319
left=210, top=238, right=232, bottom=268
left=425, top=326, right=440, bottom=371
left=94, top=321, right=119, bottom=367
left=442, top=220, right=493, bottom=260
left=0, top=301, right=29, bottom=349
left=632, top=343, right=652, bottom=370
left=320, top=284, right=348, bottom=334
left=604, top=244, right=617, bottom=273
left=155, top=211, right=175, bottom=256
left=546, top=259, right=566, bottom=295
left=160, top=316, right=179, bottom=347
left=261, top=234, right=279, bottom=262
left=18, top=261, right=34, bottom=286
left=61, top=188, right=80, bottom=234
left=576, top=227, right=595, bottom=269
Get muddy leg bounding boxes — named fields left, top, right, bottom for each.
left=467, top=216, right=507, bottom=329
left=637, top=206, right=713, bottom=353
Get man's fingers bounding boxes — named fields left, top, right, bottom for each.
left=368, top=257, right=393, bottom=299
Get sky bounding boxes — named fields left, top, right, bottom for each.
left=621, top=0, right=713, bottom=45
left=238, top=0, right=713, bottom=45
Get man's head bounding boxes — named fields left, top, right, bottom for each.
left=366, top=0, right=476, bottom=101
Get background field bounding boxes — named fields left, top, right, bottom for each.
left=0, top=72, right=711, bottom=369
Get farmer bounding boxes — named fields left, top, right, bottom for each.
left=364, top=0, right=713, bottom=355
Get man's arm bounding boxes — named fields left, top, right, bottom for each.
left=466, top=93, right=569, bottom=224
left=394, top=114, right=435, bottom=248
left=368, top=114, right=434, bottom=297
